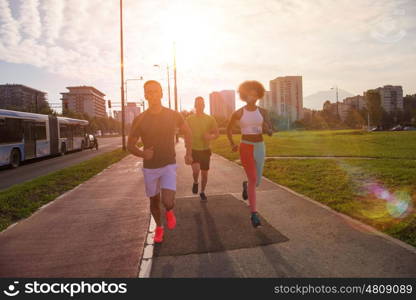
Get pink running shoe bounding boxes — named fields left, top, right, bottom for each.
left=154, top=226, right=164, bottom=243
left=165, top=210, right=176, bottom=230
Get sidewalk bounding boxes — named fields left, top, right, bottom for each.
left=150, top=141, right=416, bottom=277
left=0, top=155, right=149, bottom=278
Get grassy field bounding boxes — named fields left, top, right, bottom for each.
left=0, top=149, right=128, bottom=232
left=211, top=130, right=416, bottom=247
left=212, top=130, right=416, bottom=160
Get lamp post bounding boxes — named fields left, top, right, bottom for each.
left=331, top=85, right=339, bottom=117
left=173, top=42, right=178, bottom=112
left=119, top=0, right=126, bottom=150
left=153, top=64, right=171, bottom=109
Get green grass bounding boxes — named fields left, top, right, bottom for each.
left=263, top=159, right=416, bottom=247
left=211, top=130, right=416, bottom=247
left=0, top=149, right=128, bottom=232
left=212, top=130, right=416, bottom=160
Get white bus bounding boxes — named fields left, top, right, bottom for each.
left=0, top=109, right=89, bottom=168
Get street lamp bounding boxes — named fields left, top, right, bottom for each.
left=153, top=64, right=171, bottom=109
left=331, top=85, right=339, bottom=117
left=173, top=42, right=178, bottom=112
left=119, top=0, right=126, bottom=150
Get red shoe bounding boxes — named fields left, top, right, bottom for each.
left=154, top=226, right=164, bottom=243
left=165, top=210, right=176, bottom=230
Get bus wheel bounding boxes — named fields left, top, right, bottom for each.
left=10, top=149, right=21, bottom=168
left=60, top=143, right=67, bottom=155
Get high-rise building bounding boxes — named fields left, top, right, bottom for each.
left=375, top=85, right=403, bottom=113
left=209, top=90, right=235, bottom=119
left=0, top=84, right=48, bottom=112
left=269, top=76, right=303, bottom=122
left=343, top=95, right=366, bottom=111
left=114, top=103, right=142, bottom=125
left=61, top=86, right=106, bottom=118
left=125, top=102, right=141, bottom=124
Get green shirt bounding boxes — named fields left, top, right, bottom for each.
left=186, top=113, right=218, bottom=150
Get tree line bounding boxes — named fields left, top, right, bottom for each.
left=294, top=93, right=416, bottom=130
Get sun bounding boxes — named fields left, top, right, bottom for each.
left=161, top=5, right=217, bottom=66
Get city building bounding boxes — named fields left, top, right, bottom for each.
left=209, top=90, right=235, bottom=119
left=322, top=100, right=350, bottom=121
left=374, top=85, right=403, bottom=113
left=113, top=103, right=142, bottom=125
left=125, top=102, right=141, bottom=124
left=0, top=84, right=48, bottom=112
left=259, top=91, right=272, bottom=111
left=269, top=76, right=303, bottom=123
left=61, top=86, right=106, bottom=118
left=343, top=95, right=366, bottom=111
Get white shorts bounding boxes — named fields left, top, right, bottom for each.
left=142, top=164, right=177, bottom=197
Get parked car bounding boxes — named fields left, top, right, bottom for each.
left=390, top=125, right=404, bottom=131
left=370, top=126, right=383, bottom=132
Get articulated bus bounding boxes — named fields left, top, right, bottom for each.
left=0, top=109, right=89, bottom=168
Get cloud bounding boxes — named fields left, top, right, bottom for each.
left=0, top=0, right=20, bottom=47
left=0, top=0, right=415, bottom=109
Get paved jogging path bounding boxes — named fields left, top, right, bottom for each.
left=0, top=155, right=149, bottom=278
left=1, top=142, right=415, bottom=278
left=151, top=142, right=416, bottom=277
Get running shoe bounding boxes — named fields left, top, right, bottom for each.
left=154, top=226, right=164, bottom=243
left=166, top=210, right=176, bottom=230
left=200, top=192, right=207, bottom=201
left=192, top=183, right=198, bottom=194
left=251, top=212, right=261, bottom=228
left=242, top=181, right=248, bottom=200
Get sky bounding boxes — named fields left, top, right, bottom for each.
left=0, top=0, right=415, bottom=113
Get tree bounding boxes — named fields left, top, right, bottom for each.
left=345, top=108, right=366, bottom=128
left=365, top=90, right=383, bottom=127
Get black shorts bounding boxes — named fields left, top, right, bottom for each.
left=192, top=149, right=212, bottom=171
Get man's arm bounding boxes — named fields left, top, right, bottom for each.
left=127, top=117, right=144, bottom=158
left=180, top=121, right=193, bottom=165
left=177, top=112, right=193, bottom=165
left=205, top=118, right=220, bottom=141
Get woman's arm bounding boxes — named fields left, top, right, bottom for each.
left=226, top=111, right=239, bottom=151
left=260, top=108, right=274, bottom=136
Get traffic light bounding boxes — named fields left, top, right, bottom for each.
left=108, top=100, right=112, bottom=109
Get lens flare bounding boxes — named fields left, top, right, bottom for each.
left=386, top=190, right=412, bottom=218
left=336, top=160, right=412, bottom=220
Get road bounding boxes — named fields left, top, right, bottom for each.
left=0, top=137, right=121, bottom=191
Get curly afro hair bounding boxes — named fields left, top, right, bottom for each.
left=238, top=80, right=265, bottom=100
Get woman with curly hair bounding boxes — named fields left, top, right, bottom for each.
left=226, top=80, right=273, bottom=227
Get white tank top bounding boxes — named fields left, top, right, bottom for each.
left=240, top=108, right=263, bottom=135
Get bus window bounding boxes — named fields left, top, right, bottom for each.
left=59, top=125, right=67, bottom=138
left=35, top=122, right=47, bottom=140
left=74, top=125, right=84, bottom=137
left=0, top=118, right=23, bottom=143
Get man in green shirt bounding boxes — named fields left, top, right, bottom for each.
left=186, top=97, right=219, bottom=201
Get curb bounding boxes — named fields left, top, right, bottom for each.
left=138, top=216, right=156, bottom=278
